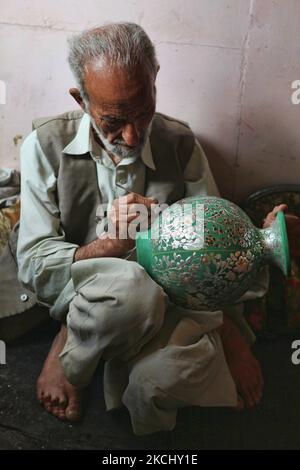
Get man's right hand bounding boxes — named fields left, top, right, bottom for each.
left=74, top=193, right=158, bottom=262
left=107, top=192, right=158, bottom=237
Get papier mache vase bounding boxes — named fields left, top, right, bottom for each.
left=136, top=196, right=290, bottom=311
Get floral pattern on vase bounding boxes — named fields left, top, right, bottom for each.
left=136, top=196, right=290, bottom=311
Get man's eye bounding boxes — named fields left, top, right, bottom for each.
left=102, top=120, right=122, bottom=132
left=139, top=107, right=155, bottom=122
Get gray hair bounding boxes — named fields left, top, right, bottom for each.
left=68, top=22, right=159, bottom=101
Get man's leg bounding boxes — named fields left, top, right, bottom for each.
left=122, top=308, right=264, bottom=436
left=122, top=312, right=237, bottom=435
left=37, top=323, right=82, bottom=421
left=37, top=257, right=167, bottom=421
left=220, top=315, right=264, bottom=409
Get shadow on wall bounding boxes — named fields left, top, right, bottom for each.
left=234, top=110, right=300, bottom=202
left=196, top=135, right=234, bottom=202
left=198, top=105, right=300, bottom=204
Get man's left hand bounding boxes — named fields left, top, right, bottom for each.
left=263, top=204, right=300, bottom=258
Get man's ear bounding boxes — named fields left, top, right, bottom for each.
left=69, top=88, right=87, bottom=111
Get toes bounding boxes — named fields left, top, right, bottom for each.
left=36, top=386, right=42, bottom=402
left=39, top=391, right=68, bottom=420
left=243, top=388, right=255, bottom=408
left=37, top=392, right=43, bottom=404
left=253, top=381, right=263, bottom=404
left=243, top=381, right=263, bottom=408
left=51, top=405, right=67, bottom=421
left=57, top=397, right=68, bottom=421
left=58, top=395, right=68, bottom=407
left=35, top=366, right=82, bottom=422
left=237, top=381, right=255, bottom=408
left=51, top=394, right=67, bottom=407
left=41, top=391, right=52, bottom=402
left=44, top=401, right=67, bottom=420
left=44, top=401, right=53, bottom=413
left=52, top=406, right=60, bottom=417
left=58, top=405, right=67, bottom=421
left=236, top=395, right=244, bottom=411
left=249, top=365, right=264, bottom=404
left=248, top=387, right=259, bottom=407
left=37, top=384, right=47, bottom=404
left=50, top=396, right=60, bottom=406
left=66, top=397, right=82, bottom=422
left=36, top=378, right=47, bottom=400
left=42, top=395, right=51, bottom=407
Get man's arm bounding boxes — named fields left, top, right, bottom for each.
left=73, top=236, right=134, bottom=261
left=17, top=131, right=80, bottom=307
left=74, top=192, right=157, bottom=261
left=17, top=132, right=129, bottom=306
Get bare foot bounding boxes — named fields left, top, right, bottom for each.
left=37, top=323, right=83, bottom=422
left=220, top=315, right=264, bottom=409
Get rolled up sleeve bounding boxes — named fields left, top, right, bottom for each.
left=17, top=130, right=78, bottom=307
left=184, top=139, right=220, bottom=197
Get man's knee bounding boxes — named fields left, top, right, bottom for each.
left=125, top=331, right=221, bottom=400
left=122, top=262, right=167, bottom=326
left=67, top=260, right=167, bottom=355
left=102, top=262, right=167, bottom=352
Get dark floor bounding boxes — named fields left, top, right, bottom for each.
left=1, top=320, right=300, bottom=450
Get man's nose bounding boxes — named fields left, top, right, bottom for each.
left=121, top=123, right=140, bottom=147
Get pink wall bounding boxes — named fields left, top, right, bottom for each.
left=1, top=0, right=300, bottom=201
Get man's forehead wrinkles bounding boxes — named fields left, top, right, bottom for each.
left=101, top=101, right=131, bottom=111
left=99, top=100, right=152, bottom=118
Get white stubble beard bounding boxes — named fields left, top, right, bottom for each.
left=88, top=112, right=153, bottom=160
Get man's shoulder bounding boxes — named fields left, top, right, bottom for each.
left=32, top=109, right=84, bottom=131
left=32, top=110, right=85, bottom=159
left=150, top=113, right=196, bottom=170
left=154, top=112, right=190, bottom=128
left=153, top=112, right=194, bottom=138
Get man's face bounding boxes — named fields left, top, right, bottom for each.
left=83, top=62, right=157, bottom=159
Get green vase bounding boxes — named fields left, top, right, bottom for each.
left=136, top=196, right=290, bottom=310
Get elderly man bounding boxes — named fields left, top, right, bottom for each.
left=17, top=22, right=292, bottom=435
